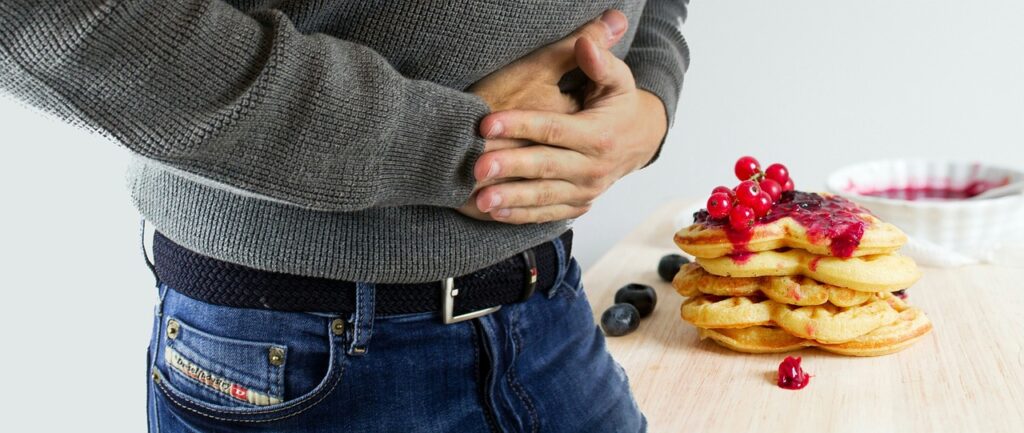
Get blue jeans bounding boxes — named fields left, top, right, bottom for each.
left=145, top=253, right=646, bottom=432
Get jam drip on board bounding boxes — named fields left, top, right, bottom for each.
left=777, top=356, right=811, bottom=390
left=695, top=191, right=870, bottom=258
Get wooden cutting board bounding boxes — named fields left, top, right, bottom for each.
left=584, top=200, right=1024, bottom=433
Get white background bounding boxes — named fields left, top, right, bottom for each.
left=2, top=1, right=1023, bottom=431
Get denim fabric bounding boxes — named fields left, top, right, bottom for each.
left=146, top=250, right=645, bottom=432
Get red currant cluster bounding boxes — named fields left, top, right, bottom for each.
left=706, top=156, right=795, bottom=231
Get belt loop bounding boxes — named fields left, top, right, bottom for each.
left=547, top=237, right=569, bottom=298
left=348, top=282, right=375, bottom=356
left=139, top=218, right=160, bottom=287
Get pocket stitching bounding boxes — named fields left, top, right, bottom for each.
left=163, top=346, right=281, bottom=408
left=155, top=361, right=344, bottom=423
left=166, top=366, right=264, bottom=408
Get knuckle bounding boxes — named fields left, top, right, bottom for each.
left=539, top=156, right=559, bottom=179
left=583, top=164, right=608, bottom=186
left=536, top=185, right=555, bottom=205
left=592, top=131, right=616, bottom=154
left=541, top=117, right=563, bottom=144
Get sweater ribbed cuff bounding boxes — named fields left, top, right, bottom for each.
left=377, top=80, right=490, bottom=208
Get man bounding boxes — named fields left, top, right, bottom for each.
left=0, top=1, right=688, bottom=431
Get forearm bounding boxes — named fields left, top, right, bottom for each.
left=0, top=0, right=488, bottom=211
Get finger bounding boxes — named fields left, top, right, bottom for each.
left=476, top=179, right=590, bottom=212
left=482, top=110, right=602, bottom=153
left=491, top=204, right=592, bottom=225
left=457, top=198, right=494, bottom=221
left=574, top=36, right=635, bottom=93
left=474, top=144, right=590, bottom=183
left=482, top=137, right=530, bottom=153
left=528, top=9, right=629, bottom=80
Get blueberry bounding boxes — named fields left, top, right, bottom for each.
left=657, top=254, right=690, bottom=282
left=614, top=283, right=658, bottom=318
left=601, top=303, right=641, bottom=337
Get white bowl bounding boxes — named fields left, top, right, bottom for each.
left=827, top=159, right=1024, bottom=267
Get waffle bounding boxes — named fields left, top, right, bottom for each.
left=680, top=295, right=773, bottom=329
left=674, top=193, right=907, bottom=259
left=674, top=262, right=874, bottom=307
left=769, top=296, right=899, bottom=344
left=698, top=307, right=932, bottom=357
left=695, top=249, right=921, bottom=292
left=681, top=294, right=900, bottom=344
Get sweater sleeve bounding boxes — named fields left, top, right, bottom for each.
left=0, top=0, right=489, bottom=211
left=625, top=0, right=690, bottom=165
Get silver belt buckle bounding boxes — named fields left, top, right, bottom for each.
left=441, top=277, right=501, bottom=324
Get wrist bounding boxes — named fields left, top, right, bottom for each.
left=637, top=90, right=668, bottom=140
left=636, top=89, right=668, bottom=167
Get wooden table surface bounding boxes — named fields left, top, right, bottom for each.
left=584, top=200, right=1024, bottom=433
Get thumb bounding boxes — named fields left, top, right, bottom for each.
left=574, top=35, right=635, bottom=95
left=528, top=9, right=629, bottom=82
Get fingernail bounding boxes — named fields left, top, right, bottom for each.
left=486, top=121, right=504, bottom=138
left=495, top=209, right=511, bottom=218
left=486, top=194, right=502, bottom=212
left=600, top=11, right=626, bottom=38
left=484, top=161, right=500, bottom=180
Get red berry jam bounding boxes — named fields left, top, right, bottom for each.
left=729, top=251, right=755, bottom=265
left=777, top=356, right=811, bottom=390
left=694, top=191, right=870, bottom=258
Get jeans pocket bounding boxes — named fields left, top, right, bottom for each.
left=161, top=315, right=287, bottom=407
left=151, top=287, right=345, bottom=424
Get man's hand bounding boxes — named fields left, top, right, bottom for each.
left=458, top=10, right=629, bottom=221
left=471, top=34, right=669, bottom=224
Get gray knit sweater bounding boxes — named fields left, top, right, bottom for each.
left=0, top=0, right=688, bottom=283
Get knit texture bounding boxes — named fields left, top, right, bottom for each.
left=0, top=0, right=688, bottom=283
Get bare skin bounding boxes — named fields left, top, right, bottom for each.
left=462, top=9, right=668, bottom=224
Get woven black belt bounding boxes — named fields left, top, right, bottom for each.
left=153, top=230, right=572, bottom=321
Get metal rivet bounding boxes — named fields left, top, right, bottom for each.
left=268, top=347, right=285, bottom=366
left=166, top=320, right=180, bottom=339
left=152, top=371, right=161, bottom=383
left=331, top=319, right=346, bottom=336
left=352, top=346, right=367, bottom=354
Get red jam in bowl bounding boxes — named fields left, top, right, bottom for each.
left=695, top=191, right=870, bottom=258
left=849, top=177, right=1010, bottom=201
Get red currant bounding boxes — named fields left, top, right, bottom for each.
left=765, top=163, right=789, bottom=184
left=759, top=178, right=783, bottom=202
left=783, top=178, right=795, bottom=192
left=729, top=205, right=755, bottom=231
left=750, top=192, right=773, bottom=217
left=734, top=180, right=762, bottom=207
left=734, top=156, right=761, bottom=181
left=711, top=185, right=734, bottom=196
left=706, top=192, right=733, bottom=219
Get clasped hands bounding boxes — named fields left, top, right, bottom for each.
left=460, top=10, right=668, bottom=224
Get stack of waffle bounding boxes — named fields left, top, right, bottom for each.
left=672, top=193, right=933, bottom=356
